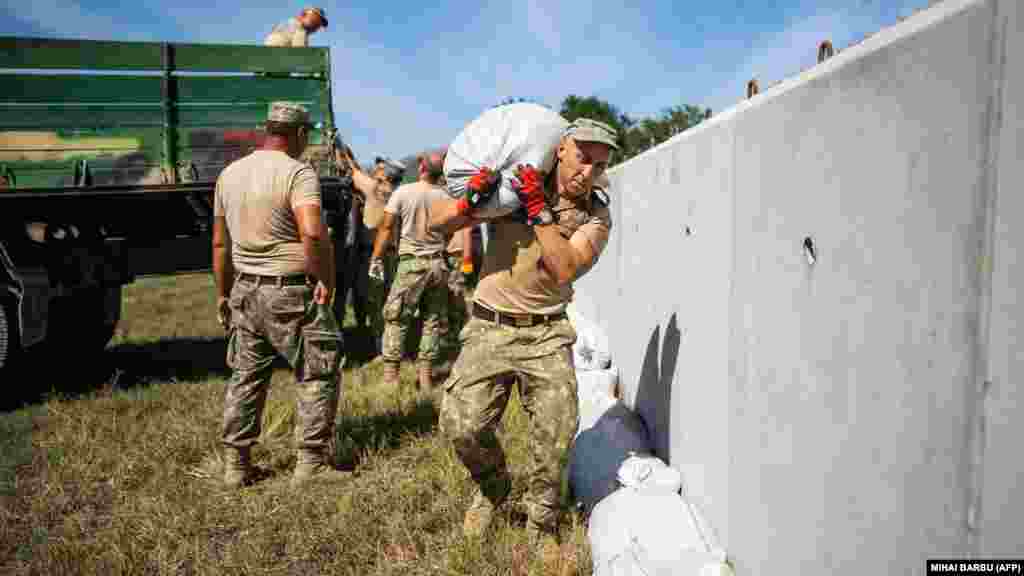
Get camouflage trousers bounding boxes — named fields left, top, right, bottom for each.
left=365, top=249, right=397, bottom=347
left=439, top=315, right=579, bottom=533
left=381, top=254, right=448, bottom=363
left=441, top=253, right=469, bottom=359
left=221, top=276, right=344, bottom=450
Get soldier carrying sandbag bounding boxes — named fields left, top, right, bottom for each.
left=430, top=105, right=619, bottom=571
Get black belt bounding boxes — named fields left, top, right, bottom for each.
left=472, top=302, right=566, bottom=328
left=399, top=252, right=445, bottom=261
left=236, top=272, right=311, bottom=287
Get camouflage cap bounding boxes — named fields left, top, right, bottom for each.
left=564, top=117, right=620, bottom=151
left=374, top=156, right=406, bottom=181
left=267, top=101, right=311, bottom=126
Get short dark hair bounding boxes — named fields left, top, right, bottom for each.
left=264, top=120, right=311, bottom=137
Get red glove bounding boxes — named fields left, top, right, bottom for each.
left=456, top=166, right=500, bottom=216
left=512, top=164, right=545, bottom=219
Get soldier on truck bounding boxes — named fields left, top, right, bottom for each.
left=264, top=7, right=329, bottom=48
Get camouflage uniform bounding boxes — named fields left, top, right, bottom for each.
left=381, top=255, right=447, bottom=363
left=442, top=252, right=469, bottom=358
left=440, top=117, right=618, bottom=539
left=222, top=278, right=343, bottom=450
left=440, top=316, right=579, bottom=530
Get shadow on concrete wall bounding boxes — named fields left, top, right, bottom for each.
left=634, top=313, right=682, bottom=462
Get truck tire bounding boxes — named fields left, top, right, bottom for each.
left=46, top=284, right=121, bottom=353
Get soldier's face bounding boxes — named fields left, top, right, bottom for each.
left=300, top=12, right=324, bottom=32
left=557, top=137, right=611, bottom=199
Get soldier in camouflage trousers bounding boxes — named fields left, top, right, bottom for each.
left=371, top=149, right=451, bottom=390
left=429, top=118, right=619, bottom=566
left=213, top=101, right=347, bottom=489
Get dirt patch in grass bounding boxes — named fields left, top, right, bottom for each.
left=1, top=274, right=592, bottom=575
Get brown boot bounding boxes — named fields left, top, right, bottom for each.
left=290, top=447, right=350, bottom=488
left=223, top=446, right=252, bottom=488
left=417, top=362, right=434, bottom=390
left=462, top=473, right=511, bottom=539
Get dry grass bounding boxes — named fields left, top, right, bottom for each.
left=0, top=273, right=592, bottom=575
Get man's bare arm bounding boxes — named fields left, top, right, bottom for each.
left=294, top=204, right=334, bottom=293
left=533, top=225, right=599, bottom=286
left=372, top=212, right=397, bottom=260
left=212, top=216, right=234, bottom=299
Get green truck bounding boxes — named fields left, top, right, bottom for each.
left=0, top=36, right=348, bottom=376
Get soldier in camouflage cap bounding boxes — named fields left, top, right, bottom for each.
left=214, top=100, right=347, bottom=489
left=430, top=116, right=618, bottom=569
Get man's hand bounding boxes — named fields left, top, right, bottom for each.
left=368, top=258, right=385, bottom=282
left=455, top=166, right=500, bottom=216
left=512, top=164, right=546, bottom=220
left=217, top=296, right=231, bottom=330
left=313, top=280, right=330, bottom=305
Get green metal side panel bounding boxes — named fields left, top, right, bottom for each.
left=0, top=37, right=327, bottom=75
left=173, top=43, right=328, bottom=75
left=2, top=75, right=163, bottom=103
left=0, top=37, right=334, bottom=190
left=0, top=37, right=163, bottom=70
left=176, top=76, right=321, bottom=104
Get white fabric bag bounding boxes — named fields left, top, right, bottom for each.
left=443, top=102, right=569, bottom=219
left=589, top=486, right=733, bottom=576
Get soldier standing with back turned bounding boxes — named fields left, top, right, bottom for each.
left=371, top=149, right=450, bottom=392
left=213, top=102, right=347, bottom=489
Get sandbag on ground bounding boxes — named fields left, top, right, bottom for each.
left=568, top=402, right=653, bottom=516
left=443, top=102, right=569, bottom=220
left=575, top=368, right=619, bottom=439
left=588, top=486, right=732, bottom=576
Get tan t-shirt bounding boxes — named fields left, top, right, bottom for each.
left=213, top=150, right=321, bottom=276
left=384, top=180, right=448, bottom=257
left=473, top=191, right=612, bottom=315
left=264, top=17, right=308, bottom=47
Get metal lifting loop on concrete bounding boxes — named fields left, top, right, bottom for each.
left=746, top=79, right=759, bottom=99
left=818, top=40, right=834, bottom=63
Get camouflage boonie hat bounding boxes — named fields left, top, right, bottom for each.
left=267, top=101, right=311, bottom=126
left=564, top=118, right=620, bottom=151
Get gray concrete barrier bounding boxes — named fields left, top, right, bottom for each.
left=571, top=0, right=1022, bottom=571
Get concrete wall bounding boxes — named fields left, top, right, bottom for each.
left=572, top=0, right=1022, bottom=572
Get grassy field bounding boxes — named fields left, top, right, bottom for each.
left=0, top=274, right=591, bottom=575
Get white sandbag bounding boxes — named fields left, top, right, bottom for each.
left=443, top=102, right=569, bottom=219
left=566, top=301, right=612, bottom=371
left=616, top=454, right=683, bottom=494
left=589, top=487, right=732, bottom=576
left=575, top=368, right=619, bottom=439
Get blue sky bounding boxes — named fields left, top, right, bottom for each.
left=1, top=0, right=931, bottom=160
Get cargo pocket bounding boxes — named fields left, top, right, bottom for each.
left=301, top=304, right=344, bottom=381
left=382, top=290, right=404, bottom=323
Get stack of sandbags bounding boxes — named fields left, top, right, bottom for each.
left=588, top=455, right=734, bottom=576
